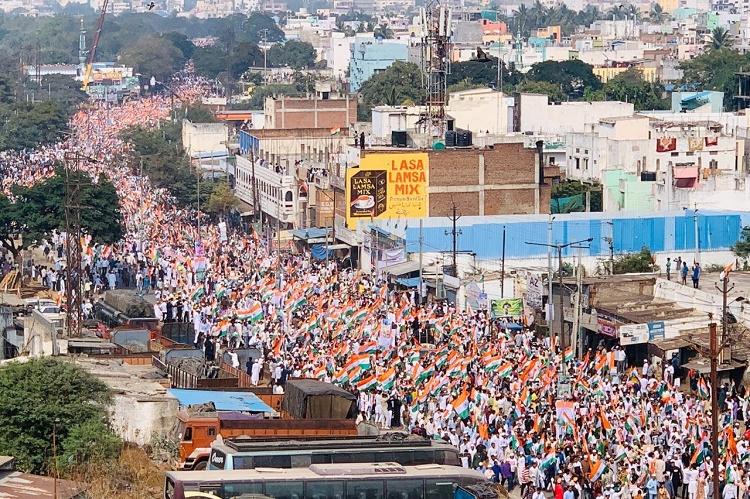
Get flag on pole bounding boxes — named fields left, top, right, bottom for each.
left=600, top=409, right=613, bottom=433
left=356, top=374, right=378, bottom=391
left=236, top=301, right=263, bottom=322
left=452, top=390, right=470, bottom=419
left=589, top=460, right=608, bottom=482
left=378, top=367, right=397, bottom=390
left=564, top=346, right=574, bottom=363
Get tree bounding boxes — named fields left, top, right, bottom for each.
left=359, top=61, right=426, bottom=120
left=185, top=104, right=217, bottom=123
left=192, top=46, right=229, bottom=79
left=10, top=168, right=124, bottom=252
left=0, top=101, right=69, bottom=151
left=205, top=182, right=238, bottom=215
left=525, top=59, right=601, bottom=99
left=680, top=48, right=750, bottom=108
left=710, top=26, right=733, bottom=50
left=603, top=68, right=669, bottom=110
left=267, top=40, right=316, bottom=70
left=732, top=226, right=750, bottom=264
left=0, top=75, right=13, bottom=104
left=649, top=3, right=666, bottom=23
left=57, top=419, right=122, bottom=473
left=163, top=31, right=195, bottom=60
left=0, top=358, right=119, bottom=474
left=551, top=180, right=602, bottom=212
left=119, top=35, right=186, bottom=82
left=448, top=59, right=520, bottom=89
left=516, top=80, right=565, bottom=102
left=613, top=247, right=656, bottom=274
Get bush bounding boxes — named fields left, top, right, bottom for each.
left=613, top=247, right=656, bottom=274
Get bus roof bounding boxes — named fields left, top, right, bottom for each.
left=166, top=463, right=485, bottom=482
left=218, top=434, right=448, bottom=452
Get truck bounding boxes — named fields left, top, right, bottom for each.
left=177, top=379, right=364, bottom=470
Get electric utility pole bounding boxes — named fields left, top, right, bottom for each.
left=445, top=202, right=462, bottom=277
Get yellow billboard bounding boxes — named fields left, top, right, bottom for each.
left=345, top=152, right=429, bottom=228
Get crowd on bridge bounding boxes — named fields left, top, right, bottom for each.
left=3, top=68, right=750, bottom=499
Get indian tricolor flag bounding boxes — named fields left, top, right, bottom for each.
left=564, top=346, right=574, bottom=362
left=350, top=308, right=368, bottom=323
left=345, top=354, right=371, bottom=372
left=314, top=365, right=328, bottom=380
left=359, top=341, right=379, bottom=354
left=378, top=367, right=396, bottom=390
left=452, top=390, right=470, bottom=419
left=600, top=409, right=613, bottom=433
left=497, top=362, right=513, bottom=378
left=484, top=355, right=503, bottom=372
left=356, top=374, right=378, bottom=391
left=236, top=301, right=263, bottom=322
left=190, top=286, right=205, bottom=303
left=589, top=460, right=607, bottom=482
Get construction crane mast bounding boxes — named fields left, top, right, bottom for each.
left=81, top=0, right=109, bottom=90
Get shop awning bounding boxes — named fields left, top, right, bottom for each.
left=682, top=357, right=746, bottom=374
left=396, top=277, right=420, bottom=288
left=673, top=167, right=698, bottom=179
left=291, top=228, right=329, bottom=241
left=381, top=260, right=421, bottom=276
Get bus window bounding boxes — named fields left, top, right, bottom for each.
left=346, top=480, right=384, bottom=499
left=386, top=479, right=423, bottom=499
left=290, top=454, right=310, bottom=468
left=265, top=481, right=304, bottom=499
left=331, top=453, right=353, bottom=464
left=310, top=453, right=331, bottom=465
left=224, top=482, right=263, bottom=498
left=440, top=451, right=461, bottom=466
left=233, top=457, right=253, bottom=469
left=254, top=455, right=292, bottom=468
left=411, top=451, right=433, bottom=466
left=425, top=480, right=454, bottom=499
left=306, top=480, right=345, bottom=499
left=351, top=452, right=376, bottom=463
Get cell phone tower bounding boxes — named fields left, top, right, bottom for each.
left=419, top=1, right=452, bottom=139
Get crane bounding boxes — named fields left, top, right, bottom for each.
left=81, top=0, right=109, bottom=91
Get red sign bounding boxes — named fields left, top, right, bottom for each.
left=597, top=317, right=618, bottom=338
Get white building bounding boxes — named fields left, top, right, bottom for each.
left=516, top=93, right=635, bottom=136
left=446, top=88, right=513, bottom=135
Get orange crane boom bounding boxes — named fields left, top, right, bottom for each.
left=81, top=0, right=109, bottom=90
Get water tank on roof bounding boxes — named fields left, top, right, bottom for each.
left=456, top=130, right=472, bottom=147
left=392, top=131, right=407, bottom=148
left=445, top=130, right=456, bottom=147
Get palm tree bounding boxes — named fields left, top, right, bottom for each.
left=649, top=2, right=666, bottom=23
left=710, top=26, right=733, bottom=49
left=608, top=4, right=626, bottom=20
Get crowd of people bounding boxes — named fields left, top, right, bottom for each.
left=3, top=68, right=750, bottom=499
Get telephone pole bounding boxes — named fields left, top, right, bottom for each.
left=445, top=202, right=462, bottom=277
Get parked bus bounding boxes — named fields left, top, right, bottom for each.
left=164, top=462, right=488, bottom=499
left=207, top=434, right=460, bottom=471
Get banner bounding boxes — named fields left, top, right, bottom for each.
left=490, top=298, right=523, bottom=318
left=345, top=152, right=429, bottom=228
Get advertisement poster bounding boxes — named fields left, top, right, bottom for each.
left=490, top=298, right=523, bottom=318
left=345, top=152, right=429, bottom=228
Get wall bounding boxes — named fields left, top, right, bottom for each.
left=109, top=394, right=179, bottom=446
left=654, top=278, right=750, bottom=328
left=181, top=120, right=228, bottom=158
left=517, top=94, right=635, bottom=135
left=447, top=89, right=509, bottom=135
left=349, top=40, right=409, bottom=92
left=264, top=96, right=356, bottom=129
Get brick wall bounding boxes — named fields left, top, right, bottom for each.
left=270, top=98, right=357, bottom=129
left=429, top=192, right=479, bottom=217
left=483, top=143, right=537, bottom=184
left=428, top=150, right=480, bottom=187
left=484, top=188, right=537, bottom=215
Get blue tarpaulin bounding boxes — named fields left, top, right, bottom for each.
left=167, top=389, right=274, bottom=413
left=311, top=244, right=331, bottom=260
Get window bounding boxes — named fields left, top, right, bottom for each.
left=290, top=454, right=311, bottom=468
left=351, top=452, right=376, bottom=463
left=285, top=191, right=293, bottom=202
left=165, top=478, right=176, bottom=499
left=254, top=455, right=292, bottom=468
left=410, top=451, right=434, bottom=465
left=575, top=158, right=580, bottom=170
left=346, top=480, right=384, bottom=499
left=311, top=453, right=331, bottom=464
left=670, top=152, right=678, bottom=157
left=207, top=427, right=216, bottom=436
left=331, top=453, right=354, bottom=464
left=440, top=450, right=461, bottom=466
left=265, top=481, right=304, bottom=499
left=386, top=480, right=423, bottom=499
left=233, top=456, right=254, bottom=469
left=225, top=482, right=263, bottom=497
left=307, top=481, right=345, bottom=499
left=424, top=480, right=454, bottom=499
left=182, top=427, right=192, bottom=442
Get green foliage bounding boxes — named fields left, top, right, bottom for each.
left=602, top=68, right=669, bottom=111
left=0, top=358, right=115, bottom=474
left=680, top=48, right=750, bottom=109
left=244, top=84, right=302, bottom=110
left=710, top=26, right=733, bottom=50
left=525, top=60, right=601, bottom=99
left=359, top=61, right=426, bottom=120
left=205, top=182, right=238, bottom=215
left=0, top=75, right=13, bottom=104
left=508, top=2, right=612, bottom=38
left=58, top=419, right=122, bottom=473
left=516, top=80, right=565, bottom=102
left=613, top=247, right=656, bottom=274
left=120, top=113, right=214, bottom=208
left=448, top=59, right=520, bottom=89
left=551, top=180, right=602, bottom=212
left=732, top=226, right=750, bottom=259
left=186, top=104, right=217, bottom=123
left=267, top=40, right=317, bottom=70
left=119, top=35, right=186, bottom=82
left=10, top=168, right=124, bottom=250
left=447, top=79, right=484, bottom=94
left=0, top=101, right=69, bottom=151
left=193, top=46, right=230, bottom=79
